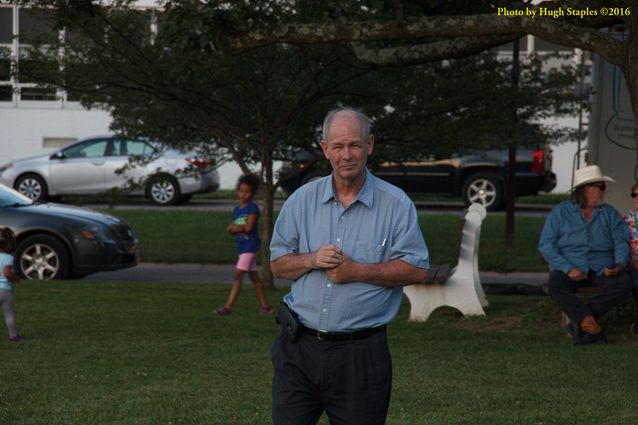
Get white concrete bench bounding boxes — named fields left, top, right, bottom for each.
left=404, top=203, right=488, bottom=321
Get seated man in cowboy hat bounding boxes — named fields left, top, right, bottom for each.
left=538, top=165, right=631, bottom=345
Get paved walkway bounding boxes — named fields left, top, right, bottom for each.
left=87, top=262, right=548, bottom=295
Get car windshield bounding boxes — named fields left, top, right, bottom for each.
left=0, top=183, right=34, bottom=207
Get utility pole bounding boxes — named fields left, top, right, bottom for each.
left=505, top=37, right=520, bottom=250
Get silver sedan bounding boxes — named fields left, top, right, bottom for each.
left=0, top=135, right=220, bottom=205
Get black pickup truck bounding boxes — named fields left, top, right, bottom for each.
left=277, top=146, right=557, bottom=211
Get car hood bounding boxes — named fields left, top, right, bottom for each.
left=14, top=203, right=128, bottom=227
left=8, top=152, right=53, bottom=166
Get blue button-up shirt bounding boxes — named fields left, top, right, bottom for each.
left=270, top=169, right=429, bottom=332
left=538, top=200, right=630, bottom=275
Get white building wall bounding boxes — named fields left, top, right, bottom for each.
left=588, top=53, right=636, bottom=213
left=0, top=105, right=253, bottom=189
left=0, top=106, right=111, bottom=165
left=545, top=116, right=581, bottom=193
left=552, top=140, right=580, bottom=193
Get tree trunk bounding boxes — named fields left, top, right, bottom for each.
left=260, top=146, right=275, bottom=289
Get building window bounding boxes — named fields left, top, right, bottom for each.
left=14, top=7, right=59, bottom=104
left=0, top=8, right=12, bottom=44
left=43, top=137, right=77, bottom=148
left=20, top=86, right=58, bottom=101
left=0, top=53, right=10, bottom=81
left=18, top=8, right=56, bottom=39
left=0, top=85, right=12, bottom=101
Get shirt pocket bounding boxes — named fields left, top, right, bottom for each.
left=353, top=241, right=386, bottom=264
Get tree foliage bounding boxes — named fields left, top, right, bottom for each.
left=13, top=0, right=584, bottom=280
left=182, top=0, right=637, bottom=152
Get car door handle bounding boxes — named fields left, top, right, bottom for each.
left=91, top=161, right=104, bottom=166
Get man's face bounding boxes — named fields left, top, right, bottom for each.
left=585, top=182, right=606, bottom=207
left=320, top=113, right=374, bottom=184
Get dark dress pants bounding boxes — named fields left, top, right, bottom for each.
left=547, top=270, right=631, bottom=324
left=271, top=329, right=392, bottom=425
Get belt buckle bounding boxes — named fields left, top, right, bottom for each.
left=316, top=330, right=329, bottom=340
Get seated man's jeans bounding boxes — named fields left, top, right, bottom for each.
left=547, top=270, right=632, bottom=325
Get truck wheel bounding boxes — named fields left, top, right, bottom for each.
left=16, top=235, right=70, bottom=280
left=15, top=174, right=48, bottom=202
left=462, top=174, right=503, bottom=211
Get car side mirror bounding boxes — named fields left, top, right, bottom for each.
left=50, top=152, right=65, bottom=160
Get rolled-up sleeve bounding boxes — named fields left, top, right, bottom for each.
left=390, top=200, right=429, bottom=269
left=538, top=208, right=574, bottom=274
left=269, top=197, right=299, bottom=262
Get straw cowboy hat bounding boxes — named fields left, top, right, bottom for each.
left=572, top=165, right=615, bottom=189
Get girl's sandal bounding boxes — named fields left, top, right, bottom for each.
left=214, top=307, right=232, bottom=316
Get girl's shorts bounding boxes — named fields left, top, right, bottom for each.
left=236, top=252, right=258, bottom=272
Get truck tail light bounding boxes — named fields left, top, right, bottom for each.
left=531, top=149, right=543, bottom=173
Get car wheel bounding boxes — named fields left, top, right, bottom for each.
left=15, top=174, right=48, bottom=202
left=147, top=175, right=181, bottom=205
left=462, top=174, right=503, bottom=211
left=16, top=235, right=70, bottom=280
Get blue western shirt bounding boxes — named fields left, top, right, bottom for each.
left=270, top=169, right=429, bottom=332
left=538, top=200, right=630, bottom=275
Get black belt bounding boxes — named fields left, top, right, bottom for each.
left=301, top=325, right=386, bottom=341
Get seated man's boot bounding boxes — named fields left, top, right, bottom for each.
left=574, top=315, right=607, bottom=345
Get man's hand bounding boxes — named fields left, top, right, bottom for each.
left=310, top=244, right=344, bottom=270
left=325, top=251, right=359, bottom=283
left=603, top=263, right=624, bottom=277
left=567, top=267, right=587, bottom=281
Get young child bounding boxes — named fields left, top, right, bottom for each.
left=214, top=174, right=272, bottom=316
left=0, top=228, right=22, bottom=342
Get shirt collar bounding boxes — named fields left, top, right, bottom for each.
left=567, top=199, right=605, bottom=215
left=320, top=169, right=374, bottom=208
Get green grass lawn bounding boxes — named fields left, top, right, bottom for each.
left=1, top=281, right=637, bottom=424
left=65, top=191, right=567, bottom=207
left=101, top=209, right=548, bottom=272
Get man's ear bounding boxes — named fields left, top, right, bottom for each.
left=367, top=135, right=374, bottom=155
left=320, top=141, right=330, bottom=160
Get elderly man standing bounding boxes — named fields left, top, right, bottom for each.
left=538, top=165, right=631, bottom=345
left=269, top=107, right=429, bottom=425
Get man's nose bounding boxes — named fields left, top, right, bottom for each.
left=342, top=146, right=352, bottom=159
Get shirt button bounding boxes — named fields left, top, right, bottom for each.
left=336, top=238, right=341, bottom=242
left=327, top=283, right=332, bottom=288
left=322, top=308, right=328, bottom=313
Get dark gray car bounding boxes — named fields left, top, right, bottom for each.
left=0, top=183, right=140, bottom=280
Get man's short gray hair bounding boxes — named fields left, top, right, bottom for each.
left=322, top=107, right=371, bottom=142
